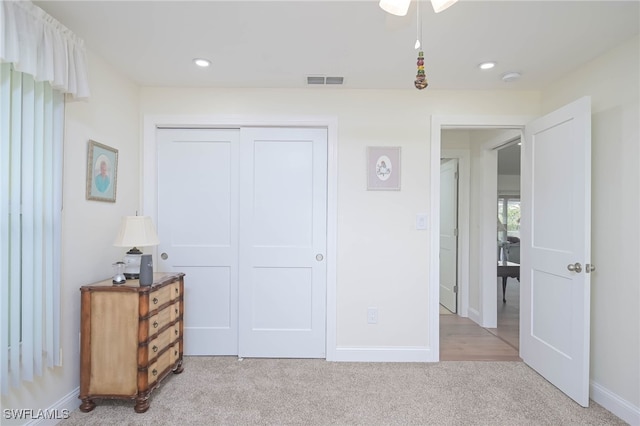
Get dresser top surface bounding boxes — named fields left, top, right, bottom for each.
left=81, top=272, right=184, bottom=292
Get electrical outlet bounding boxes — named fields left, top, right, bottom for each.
left=367, top=307, right=378, bottom=324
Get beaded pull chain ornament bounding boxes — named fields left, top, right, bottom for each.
left=415, top=51, right=428, bottom=90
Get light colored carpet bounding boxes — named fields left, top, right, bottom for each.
left=61, top=357, right=625, bottom=425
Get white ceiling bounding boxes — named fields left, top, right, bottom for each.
left=33, top=0, right=639, bottom=91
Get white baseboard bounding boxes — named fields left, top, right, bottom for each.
left=466, top=307, right=481, bottom=324
left=591, top=380, right=640, bottom=425
left=332, top=346, right=437, bottom=362
left=25, top=387, right=80, bottom=426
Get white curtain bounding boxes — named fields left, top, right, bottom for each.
left=0, top=0, right=90, bottom=98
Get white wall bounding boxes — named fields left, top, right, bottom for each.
left=541, top=35, right=640, bottom=421
left=0, top=51, right=140, bottom=423
left=139, top=89, right=540, bottom=351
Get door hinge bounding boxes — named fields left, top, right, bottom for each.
left=453, top=285, right=458, bottom=293
left=454, top=171, right=459, bottom=180
left=453, top=228, right=458, bottom=237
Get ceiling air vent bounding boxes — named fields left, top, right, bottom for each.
left=307, top=76, right=325, bottom=85
left=325, top=76, right=344, bottom=85
left=307, top=76, right=344, bottom=85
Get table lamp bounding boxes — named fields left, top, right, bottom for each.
left=113, top=216, right=160, bottom=280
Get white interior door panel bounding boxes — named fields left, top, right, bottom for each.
left=239, top=127, right=327, bottom=358
left=521, top=96, right=591, bottom=407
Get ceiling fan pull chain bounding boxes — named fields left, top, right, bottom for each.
left=415, top=51, right=428, bottom=90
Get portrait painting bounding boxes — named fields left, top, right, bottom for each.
left=86, top=140, right=118, bottom=202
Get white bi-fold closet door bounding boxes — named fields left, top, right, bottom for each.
left=156, top=127, right=328, bottom=358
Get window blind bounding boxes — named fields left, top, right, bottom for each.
left=0, top=62, right=63, bottom=394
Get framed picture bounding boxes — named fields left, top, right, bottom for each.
left=367, top=146, right=401, bottom=191
left=86, top=140, right=118, bottom=202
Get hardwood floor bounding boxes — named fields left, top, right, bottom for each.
left=440, top=277, right=520, bottom=361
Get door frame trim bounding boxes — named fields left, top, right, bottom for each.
left=142, top=114, right=339, bottom=360
left=430, top=115, right=533, bottom=360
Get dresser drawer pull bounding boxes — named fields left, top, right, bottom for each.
left=153, top=297, right=158, bottom=305
left=153, top=321, right=159, bottom=329
left=152, top=345, right=158, bottom=353
left=175, top=308, right=179, bottom=315
left=152, top=368, right=158, bottom=377
left=175, top=288, right=179, bottom=295
left=174, top=349, right=178, bottom=357
left=175, top=329, right=179, bottom=336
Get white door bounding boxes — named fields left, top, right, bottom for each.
left=520, top=96, right=592, bottom=406
left=238, top=127, right=327, bottom=358
left=439, top=158, right=458, bottom=313
left=157, top=128, right=240, bottom=355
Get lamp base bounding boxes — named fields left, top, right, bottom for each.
left=123, top=252, right=142, bottom=280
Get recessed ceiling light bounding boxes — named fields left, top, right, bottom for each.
left=478, top=62, right=496, bottom=70
left=193, top=58, right=211, bottom=68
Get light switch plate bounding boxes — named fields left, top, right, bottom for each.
left=416, top=214, right=428, bottom=230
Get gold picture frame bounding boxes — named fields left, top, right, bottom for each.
left=86, top=140, right=118, bottom=202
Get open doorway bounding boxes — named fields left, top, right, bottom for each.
left=438, top=127, right=523, bottom=361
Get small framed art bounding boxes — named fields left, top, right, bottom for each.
left=367, top=146, right=401, bottom=191
left=86, top=140, right=118, bottom=202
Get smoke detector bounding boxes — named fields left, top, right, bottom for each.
left=502, top=72, right=521, bottom=83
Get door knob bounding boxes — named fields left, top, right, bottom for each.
left=567, top=262, right=582, bottom=273
left=586, top=264, right=596, bottom=273
left=316, top=254, right=324, bottom=261
left=161, top=252, right=168, bottom=260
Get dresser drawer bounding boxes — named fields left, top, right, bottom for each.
left=148, top=349, right=170, bottom=386
left=169, top=301, right=180, bottom=322
left=170, top=321, right=181, bottom=343
left=149, top=306, right=171, bottom=334
left=170, top=282, right=180, bottom=300
left=169, top=341, right=180, bottom=366
left=148, top=327, right=172, bottom=361
left=150, top=285, right=172, bottom=309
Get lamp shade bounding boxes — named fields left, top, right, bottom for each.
left=113, top=216, right=159, bottom=248
left=379, top=0, right=411, bottom=16
left=431, top=0, right=458, bottom=13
